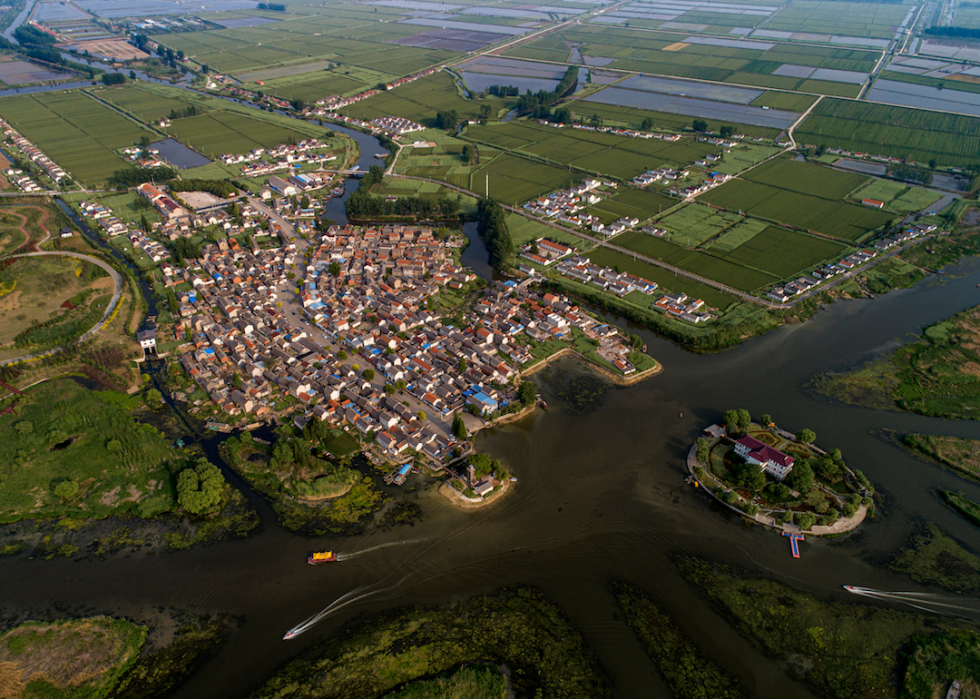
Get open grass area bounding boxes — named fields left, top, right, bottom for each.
left=0, top=617, right=146, bottom=699
left=0, top=90, right=157, bottom=186
left=904, top=434, right=980, bottom=482
left=794, top=98, right=980, bottom=167
left=706, top=217, right=769, bottom=253
left=0, top=378, right=180, bottom=523
left=505, top=212, right=582, bottom=249
left=0, top=255, right=113, bottom=348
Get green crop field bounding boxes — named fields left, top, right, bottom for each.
left=164, top=110, right=314, bottom=157
left=851, top=179, right=941, bottom=213
left=612, top=230, right=778, bottom=291
left=94, top=84, right=206, bottom=123
left=509, top=24, right=877, bottom=92
left=471, top=153, right=578, bottom=204
left=721, top=225, right=848, bottom=278
left=260, top=71, right=367, bottom=103
left=345, top=71, right=513, bottom=127
left=564, top=100, right=782, bottom=140
left=0, top=91, right=156, bottom=186
left=506, top=213, right=582, bottom=249
left=793, top=98, right=980, bottom=167
left=750, top=91, right=819, bottom=112
left=587, top=188, right=678, bottom=224
left=586, top=246, right=739, bottom=308
left=763, top=0, right=912, bottom=40
left=700, top=179, right=894, bottom=241
left=707, top=217, right=770, bottom=252
left=744, top=156, right=869, bottom=200
left=657, top=203, right=742, bottom=247
left=463, top=121, right=721, bottom=181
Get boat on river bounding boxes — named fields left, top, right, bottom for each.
left=947, top=681, right=961, bottom=699
left=308, top=551, right=338, bottom=564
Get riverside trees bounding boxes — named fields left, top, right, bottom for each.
left=476, top=197, right=513, bottom=268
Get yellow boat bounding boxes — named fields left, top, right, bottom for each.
left=308, top=551, right=338, bottom=564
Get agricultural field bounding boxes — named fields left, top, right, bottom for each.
left=706, top=217, right=770, bottom=253
left=507, top=24, right=878, bottom=91
left=793, top=98, right=980, bottom=167
left=851, top=179, right=942, bottom=214
left=344, top=71, right=513, bottom=126
left=506, top=212, right=582, bottom=249
left=470, top=153, right=579, bottom=204
left=165, top=109, right=318, bottom=158
left=587, top=187, right=678, bottom=224
left=564, top=99, right=783, bottom=139
left=586, top=245, right=739, bottom=308
left=0, top=91, right=156, bottom=186
left=720, top=225, right=849, bottom=277
left=463, top=120, right=722, bottom=181
left=743, top=156, right=869, bottom=199
left=656, top=203, right=742, bottom=247
left=255, top=70, right=370, bottom=103
left=611, top=230, right=779, bottom=291
left=762, top=0, right=913, bottom=41
left=92, top=83, right=201, bottom=123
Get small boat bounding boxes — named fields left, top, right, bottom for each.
left=537, top=398, right=548, bottom=409
left=947, top=680, right=961, bottom=699
left=308, top=551, right=338, bottom=564
left=283, top=629, right=300, bottom=640
left=679, top=412, right=683, bottom=418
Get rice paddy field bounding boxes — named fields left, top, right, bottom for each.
left=563, top=100, right=783, bottom=139
left=850, top=179, right=942, bottom=214
left=157, top=3, right=459, bottom=75
left=743, top=156, right=869, bottom=199
left=342, top=71, right=513, bottom=126
left=505, top=24, right=878, bottom=92
left=587, top=187, right=678, bottom=224
left=792, top=98, right=980, bottom=166
left=470, top=153, right=579, bottom=204
left=164, top=110, right=316, bottom=157
left=0, top=91, right=156, bottom=186
left=761, top=0, right=914, bottom=40
left=657, top=204, right=742, bottom=247
left=462, top=120, right=722, bottom=181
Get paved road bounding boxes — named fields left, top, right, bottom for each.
left=0, top=251, right=124, bottom=366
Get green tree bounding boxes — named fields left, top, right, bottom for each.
left=796, top=511, right=816, bottom=530
left=760, top=413, right=772, bottom=427
left=640, top=117, right=653, bottom=131
left=796, top=428, right=816, bottom=444
left=451, top=412, right=468, bottom=440
left=15, top=421, right=32, bottom=436
left=719, top=125, right=734, bottom=138
left=146, top=388, right=163, bottom=406
left=458, top=358, right=468, bottom=372
left=106, top=439, right=122, bottom=453
left=363, top=368, right=375, bottom=381
left=395, top=379, right=407, bottom=391
left=177, top=459, right=225, bottom=515
left=695, top=437, right=709, bottom=464
left=53, top=480, right=79, bottom=501
left=692, top=119, right=708, bottom=133
left=337, top=349, right=348, bottom=360
left=417, top=410, right=426, bottom=421
left=517, top=380, right=536, bottom=407
left=785, top=461, right=813, bottom=494
left=48, top=429, right=67, bottom=444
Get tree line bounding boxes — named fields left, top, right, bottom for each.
left=108, top=165, right=178, bottom=189
left=515, top=66, right=579, bottom=118
left=476, top=197, right=513, bottom=268
left=169, top=178, right=238, bottom=198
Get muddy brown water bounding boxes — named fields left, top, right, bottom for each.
left=7, top=258, right=980, bottom=698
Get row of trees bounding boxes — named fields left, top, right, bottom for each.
left=515, top=66, right=579, bottom=117
left=346, top=190, right=460, bottom=218
left=169, top=178, right=237, bottom=198
left=476, top=197, right=513, bottom=268
left=486, top=84, right=520, bottom=97
left=168, top=105, right=201, bottom=120
left=692, top=120, right=734, bottom=137
left=107, top=165, right=178, bottom=189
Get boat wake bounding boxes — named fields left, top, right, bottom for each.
left=283, top=576, right=411, bottom=640
left=844, top=586, right=980, bottom=619
left=337, top=538, right=428, bottom=561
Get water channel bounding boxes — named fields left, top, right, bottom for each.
left=6, top=83, right=980, bottom=698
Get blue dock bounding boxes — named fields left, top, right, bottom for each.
left=783, top=531, right=804, bottom=558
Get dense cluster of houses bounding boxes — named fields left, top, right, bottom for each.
left=554, top=255, right=658, bottom=296
left=381, top=67, right=440, bottom=91
left=121, top=145, right=170, bottom=170
left=137, top=182, right=190, bottom=221
left=667, top=171, right=732, bottom=198
left=370, top=116, right=425, bottom=136
left=76, top=199, right=172, bottom=261
left=873, top=222, right=935, bottom=251
left=1, top=118, right=67, bottom=185
left=523, top=179, right=625, bottom=231
left=219, top=139, right=337, bottom=176
left=653, top=292, right=712, bottom=324
left=631, top=166, right=689, bottom=187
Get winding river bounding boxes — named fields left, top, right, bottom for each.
left=5, top=95, right=980, bottom=698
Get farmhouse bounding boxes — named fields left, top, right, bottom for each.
left=861, top=198, right=885, bottom=209
left=734, top=435, right=795, bottom=481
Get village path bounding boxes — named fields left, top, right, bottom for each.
left=0, top=251, right=123, bottom=366
left=0, top=206, right=51, bottom=256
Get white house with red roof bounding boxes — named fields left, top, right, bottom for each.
left=734, top=435, right=795, bottom=481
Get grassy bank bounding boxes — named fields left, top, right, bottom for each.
left=247, top=586, right=608, bottom=699
left=613, top=581, right=745, bottom=699
left=941, top=490, right=980, bottom=528
left=903, top=434, right=980, bottom=482
left=382, top=664, right=507, bottom=699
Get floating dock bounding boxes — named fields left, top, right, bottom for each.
left=783, top=531, right=804, bottom=558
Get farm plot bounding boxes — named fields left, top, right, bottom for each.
left=613, top=229, right=779, bottom=291
left=743, top=156, right=869, bottom=200
left=700, top=179, right=894, bottom=241
left=721, top=225, right=848, bottom=278
left=761, top=1, right=912, bottom=41
left=586, top=246, right=739, bottom=309
left=565, top=100, right=782, bottom=139
left=470, top=154, right=578, bottom=204
left=463, top=121, right=721, bottom=181
left=0, top=91, right=155, bottom=186
left=259, top=71, right=368, bottom=103
left=707, top=217, right=769, bottom=252
left=164, top=111, right=313, bottom=157
left=851, top=179, right=942, bottom=213
left=793, top=98, right=980, bottom=167
left=94, top=83, right=208, bottom=123
left=657, top=203, right=741, bottom=247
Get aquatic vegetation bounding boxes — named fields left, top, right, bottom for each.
left=248, top=586, right=608, bottom=699
left=903, top=434, right=980, bottom=482
left=614, top=581, right=745, bottom=699
left=889, top=523, right=980, bottom=593
left=901, top=629, right=980, bottom=699
left=381, top=664, right=506, bottom=699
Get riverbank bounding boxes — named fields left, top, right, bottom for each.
left=521, top=347, right=662, bottom=386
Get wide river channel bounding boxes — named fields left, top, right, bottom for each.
left=5, top=109, right=980, bottom=698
